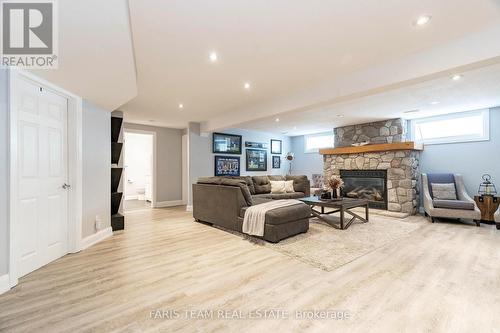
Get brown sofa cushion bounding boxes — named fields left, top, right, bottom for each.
left=198, top=177, right=253, bottom=206
left=286, top=175, right=308, bottom=194
left=268, top=175, right=286, bottom=181
left=226, top=176, right=255, bottom=194
left=252, top=176, right=271, bottom=194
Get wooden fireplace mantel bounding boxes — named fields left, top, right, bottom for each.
left=319, top=142, right=423, bottom=155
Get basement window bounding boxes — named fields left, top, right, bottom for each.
left=411, top=109, right=490, bottom=145
left=304, top=132, right=334, bottom=153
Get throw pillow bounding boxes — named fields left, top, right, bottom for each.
left=431, top=183, right=457, bottom=200
left=270, top=180, right=286, bottom=194
left=284, top=180, right=295, bottom=193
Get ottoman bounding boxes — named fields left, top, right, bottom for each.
left=239, top=202, right=311, bottom=243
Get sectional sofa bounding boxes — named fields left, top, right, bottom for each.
left=192, top=175, right=311, bottom=242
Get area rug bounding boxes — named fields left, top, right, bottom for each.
left=251, top=215, right=423, bottom=272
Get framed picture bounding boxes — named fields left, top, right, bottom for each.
left=214, top=156, right=240, bottom=176
left=272, top=156, right=281, bottom=169
left=245, top=141, right=268, bottom=149
left=246, top=149, right=267, bottom=171
left=213, top=133, right=242, bottom=154
left=270, top=139, right=282, bottom=154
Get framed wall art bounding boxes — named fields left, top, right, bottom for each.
left=270, top=139, right=282, bottom=154
left=272, top=156, right=281, bottom=169
left=246, top=149, right=267, bottom=171
left=213, top=132, right=242, bottom=154
left=214, top=156, right=240, bottom=176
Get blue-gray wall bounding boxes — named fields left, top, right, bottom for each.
left=290, top=135, right=324, bottom=179
left=215, top=128, right=291, bottom=177
left=82, top=101, right=111, bottom=238
left=187, top=126, right=292, bottom=207
left=417, top=107, right=500, bottom=195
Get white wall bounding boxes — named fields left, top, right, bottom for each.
left=123, top=132, right=153, bottom=199
left=82, top=101, right=111, bottom=238
left=0, top=69, right=9, bottom=276
left=124, top=123, right=183, bottom=203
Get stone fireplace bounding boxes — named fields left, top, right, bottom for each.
left=321, top=118, right=422, bottom=215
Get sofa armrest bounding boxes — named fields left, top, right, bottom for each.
left=192, top=184, right=248, bottom=230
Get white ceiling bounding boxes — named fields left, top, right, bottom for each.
left=238, top=60, right=500, bottom=136
left=121, top=0, right=500, bottom=131
left=30, top=0, right=137, bottom=111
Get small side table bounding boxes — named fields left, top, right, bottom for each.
left=474, top=195, right=500, bottom=230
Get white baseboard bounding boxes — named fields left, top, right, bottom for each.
left=186, top=205, right=193, bottom=212
left=156, top=200, right=184, bottom=208
left=0, top=274, right=10, bottom=295
left=125, top=195, right=138, bottom=200
left=80, top=227, right=113, bottom=251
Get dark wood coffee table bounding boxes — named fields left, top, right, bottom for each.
left=299, top=196, right=369, bottom=230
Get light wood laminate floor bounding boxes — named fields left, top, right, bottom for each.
left=1, top=207, right=500, bottom=333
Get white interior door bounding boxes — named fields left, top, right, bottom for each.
left=16, top=77, right=69, bottom=278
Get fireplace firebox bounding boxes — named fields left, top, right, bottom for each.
left=340, top=170, right=388, bottom=210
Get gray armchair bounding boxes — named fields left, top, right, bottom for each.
left=422, top=173, right=481, bottom=225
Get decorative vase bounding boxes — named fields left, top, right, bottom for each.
left=336, top=188, right=341, bottom=198
left=331, top=189, right=338, bottom=199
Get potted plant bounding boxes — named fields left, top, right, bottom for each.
left=326, top=175, right=344, bottom=199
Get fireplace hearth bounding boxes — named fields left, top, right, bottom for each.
left=341, top=170, right=388, bottom=210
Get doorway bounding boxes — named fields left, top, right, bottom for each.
left=123, top=131, right=156, bottom=211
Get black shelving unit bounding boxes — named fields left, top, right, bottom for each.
left=111, top=114, right=125, bottom=231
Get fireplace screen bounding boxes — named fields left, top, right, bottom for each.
left=340, top=170, right=388, bottom=209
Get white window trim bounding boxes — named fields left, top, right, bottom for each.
left=411, top=109, right=490, bottom=145
left=304, top=132, right=334, bottom=153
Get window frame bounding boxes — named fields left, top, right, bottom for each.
left=411, top=109, right=490, bottom=145
left=304, top=132, right=334, bottom=153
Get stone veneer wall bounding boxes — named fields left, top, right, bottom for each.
left=334, top=118, right=406, bottom=147
left=323, top=150, right=421, bottom=214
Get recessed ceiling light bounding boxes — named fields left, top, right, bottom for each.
left=452, top=74, right=463, bottom=81
left=178, top=103, right=184, bottom=109
left=148, top=119, right=155, bottom=122
left=244, top=82, right=251, bottom=89
left=209, top=52, right=218, bottom=62
left=404, top=109, right=420, bottom=114
left=275, top=118, right=280, bottom=122
left=430, top=101, right=440, bottom=105
left=414, top=15, right=431, bottom=26
left=336, top=114, right=344, bottom=118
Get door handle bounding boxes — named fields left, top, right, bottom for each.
left=62, top=183, right=71, bottom=190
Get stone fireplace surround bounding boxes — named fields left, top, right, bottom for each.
left=322, top=118, right=421, bottom=215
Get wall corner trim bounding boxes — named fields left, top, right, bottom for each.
left=0, top=274, right=10, bottom=295
left=80, top=227, right=113, bottom=251
left=186, top=205, right=193, bottom=212
left=156, top=200, right=184, bottom=208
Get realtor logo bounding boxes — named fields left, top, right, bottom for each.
left=1, top=0, right=58, bottom=68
